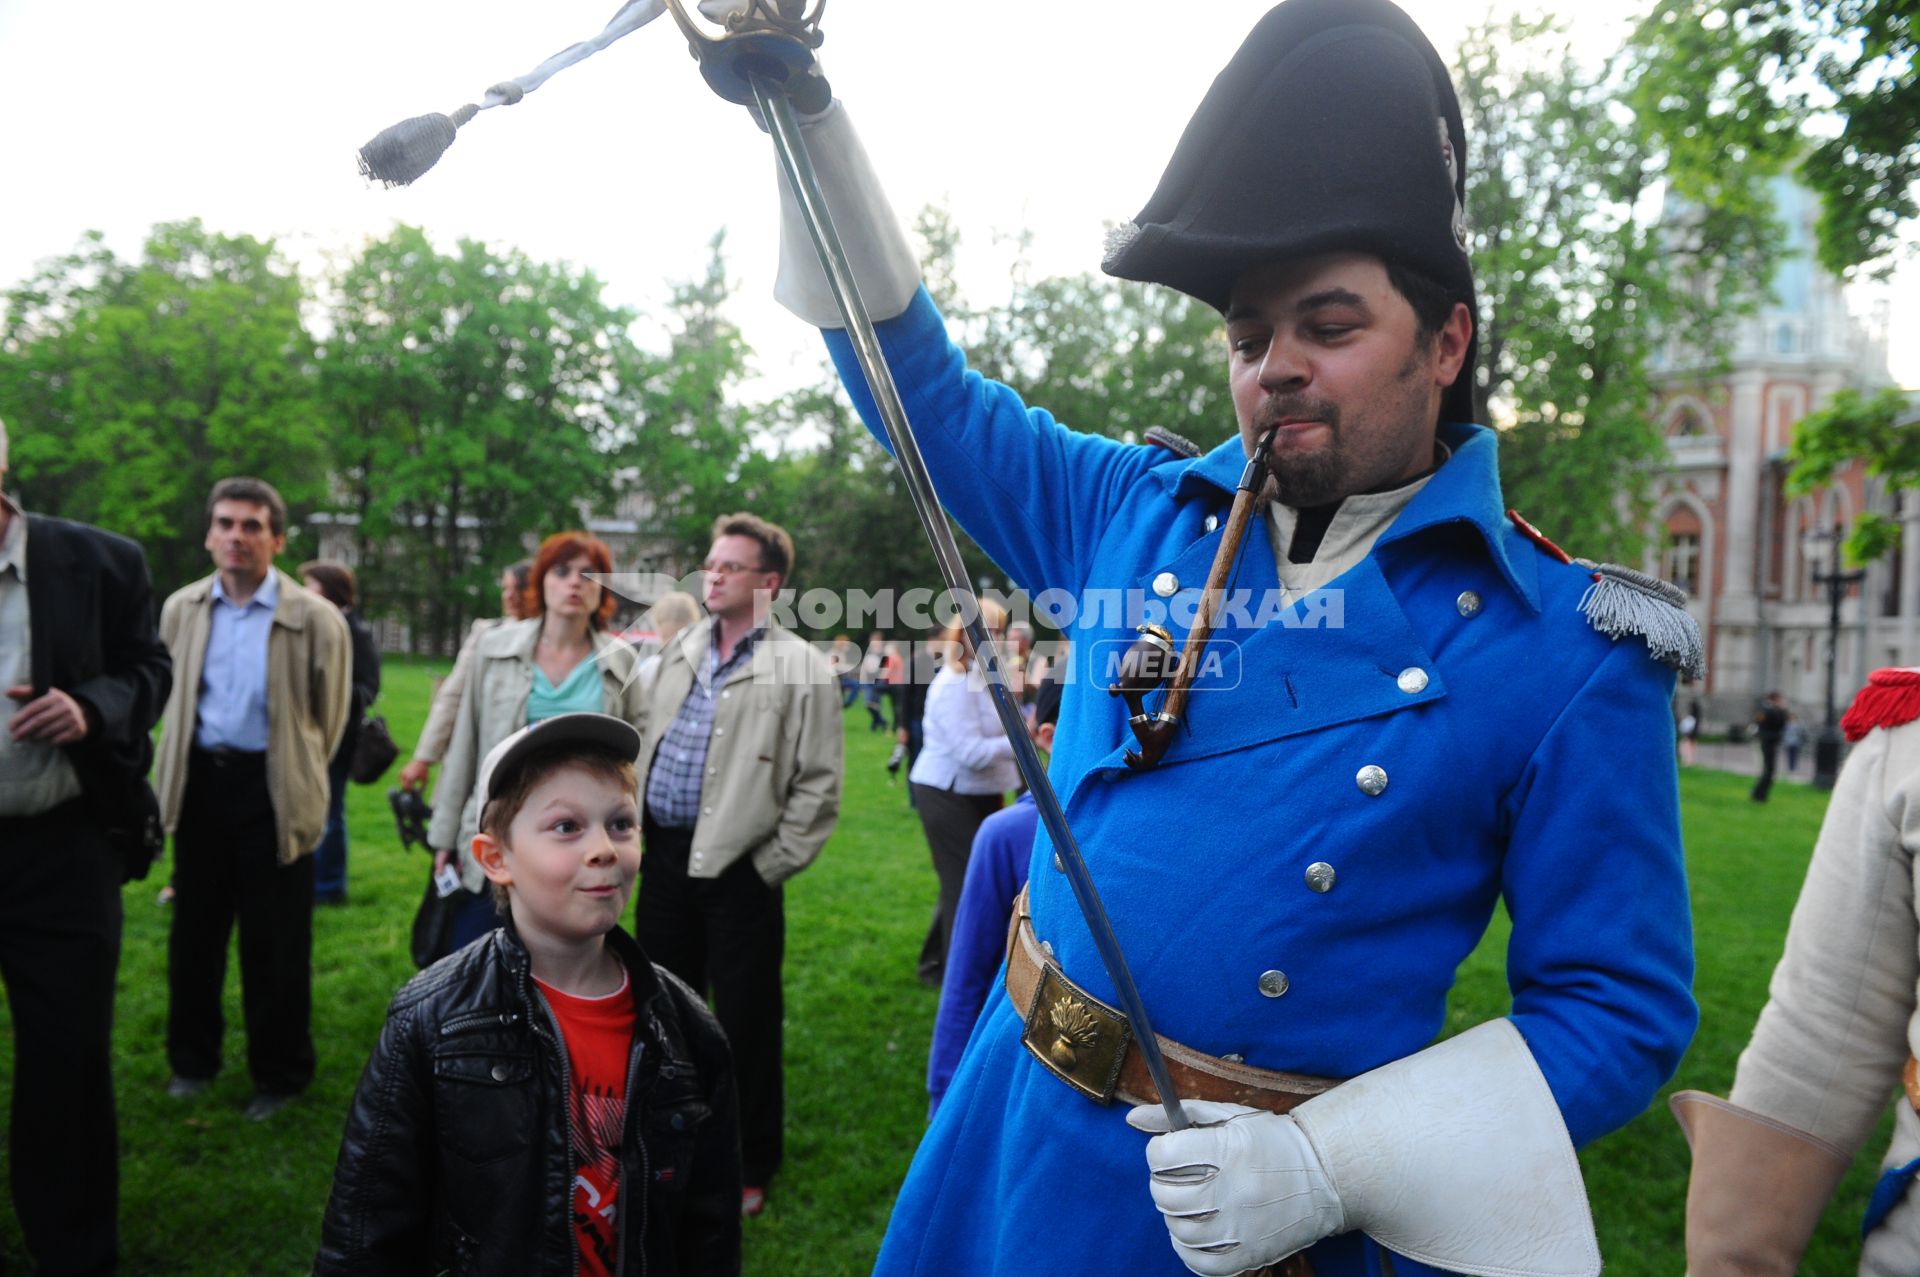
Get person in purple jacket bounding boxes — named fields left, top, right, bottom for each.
left=926, top=676, right=1061, bottom=1116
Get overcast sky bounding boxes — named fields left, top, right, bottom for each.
left=1, top=0, right=1911, bottom=396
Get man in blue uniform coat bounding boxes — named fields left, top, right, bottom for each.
left=715, top=0, right=1698, bottom=1272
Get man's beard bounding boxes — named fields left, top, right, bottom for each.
left=1254, top=394, right=1347, bottom=509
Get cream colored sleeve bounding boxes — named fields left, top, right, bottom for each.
left=753, top=649, right=844, bottom=886
left=1730, top=723, right=1920, bottom=1156
left=413, top=619, right=487, bottom=766
left=427, top=670, right=482, bottom=857
left=609, top=641, right=647, bottom=737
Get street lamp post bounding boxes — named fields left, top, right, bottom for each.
left=1811, top=520, right=1867, bottom=790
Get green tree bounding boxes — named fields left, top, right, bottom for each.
left=753, top=379, right=938, bottom=607
left=966, top=272, right=1229, bottom=447
left=0, top=221, right=325, bottom=589
left=319, top=226, right=635, bottom=651
left=1630, top=0, right=1919, bottom=277
left=1786, top=385, right=1918, bottom=563
left=1460, top=14, right=1779, bottom=561
left=617, top=231, right=764, bottom=570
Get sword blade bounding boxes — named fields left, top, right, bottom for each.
left=755, top=80, right=1189, bottom=1132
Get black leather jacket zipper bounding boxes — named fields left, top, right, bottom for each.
left=615, top=1025, right=649, bottom=1277
left=526, top=976, right=580, bottom=1277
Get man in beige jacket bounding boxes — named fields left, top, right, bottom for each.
left=1675, top=666, right=1920, bottom=1275
left=155, top=477, right=351, bottom=1121
left=638, top=511, right=842, bottom=1215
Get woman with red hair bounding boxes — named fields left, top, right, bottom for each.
left=426, top=532, right=646, bottom=952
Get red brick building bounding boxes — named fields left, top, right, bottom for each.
left=1646, top=176, right=1910, bottom=730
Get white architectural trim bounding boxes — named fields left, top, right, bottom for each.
left=1813, top=485, right=1856, bottom=546
left=1654, top=490, right=1716, bottom=608
left=1784, top=495, right=1819, bottom=604
left=1662, top=394, right=1717, bottom=437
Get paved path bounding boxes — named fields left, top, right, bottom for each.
left=1685, top=738, right=1821, bottom=787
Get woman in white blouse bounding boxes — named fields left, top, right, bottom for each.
left=908, top=601, right=1018, bottom=987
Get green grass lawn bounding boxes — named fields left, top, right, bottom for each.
left=0, top=662, right=1876, bottom=1273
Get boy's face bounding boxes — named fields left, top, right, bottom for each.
left=478, top=767, right=641, bottom=950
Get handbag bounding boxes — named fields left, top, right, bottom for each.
left=76, top=734, right=165, bottom=883
left=391, top=787, right=456, bottom=967
left=106, top=780, right=166, bottom=883
left=349, top=715, right=401, bottom=785
left=410, top=875, right=460, bottom=969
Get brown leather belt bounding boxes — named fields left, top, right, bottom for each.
left=1004, top=887, right=1339, bottom=1114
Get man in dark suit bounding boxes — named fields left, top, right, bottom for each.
left=0, top=416, right=172, bottom=1275
left=1752, top=689, right=1790, bottom=802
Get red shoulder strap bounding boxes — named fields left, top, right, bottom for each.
left=1506, top=509, right=1573, bottom=565
left=1841, top=668, right=1920, bottom=742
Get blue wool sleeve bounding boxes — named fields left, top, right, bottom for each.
left=823, top=287, right=1158, bottom=597
left=1500, top=640, right=1698, bottom=1147
left=927, top=802, right=1039, bottom=1112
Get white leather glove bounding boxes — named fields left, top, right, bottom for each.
left=1131, top=1024, right=1600, bottom=1277
left=769, top=100, right=920, bottom=327
left=1126, top=1100, right=1344, bottom=1276
left=696, top=1, right=919, bottom=326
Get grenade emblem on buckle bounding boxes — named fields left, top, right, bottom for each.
left=1048, top=997, right=1102, bottom=1071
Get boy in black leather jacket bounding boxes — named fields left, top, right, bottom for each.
left=316, top=713, right=741, bottom=1276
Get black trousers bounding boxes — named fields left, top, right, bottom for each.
left=1752, top=738, right=1782, bottom=801
left=636, top=811, right=784, bottom=1185
left=165, top=748, right=315, bottom=1095
left=0, top=798, right=122, bottom=1276
left=910, top=784, right=1003, bottom=988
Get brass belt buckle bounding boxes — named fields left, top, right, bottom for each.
left=1020, top=961, right=1132, bottom=1104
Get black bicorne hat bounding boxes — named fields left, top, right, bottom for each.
left=1103, top=0, right=1480, bottom=425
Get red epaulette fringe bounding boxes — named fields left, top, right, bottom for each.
left=1841, top=668, right=1920, bottom=742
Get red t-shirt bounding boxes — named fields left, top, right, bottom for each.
left=536, top=972, right=637, bottom=1277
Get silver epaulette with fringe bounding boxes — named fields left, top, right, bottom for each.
left=1573, top=560, right=1706, bottom=681
left=1143, top=425, right=1202, bottom=459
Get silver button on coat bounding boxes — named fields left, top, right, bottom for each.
left=1356, top=765, right=1388, bottom=796
left=1258, top=970, right=1290, bottom=998
left=1204, top=514, right=1220, bottom=534
left=1396, top=667, right=1429, bottom=694
left=1456, top=590, right=1483, bottom=617
left=1152, top=571, right=1179, bottom=598
left=1305, top=862, right=1337, bottom=892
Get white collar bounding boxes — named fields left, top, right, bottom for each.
left=0, top=495, right=26, bottom=581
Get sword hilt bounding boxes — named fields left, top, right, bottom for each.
left=663, top=0, right=831, bottom=112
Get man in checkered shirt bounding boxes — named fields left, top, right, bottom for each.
left=636, top=511, right=843, bottom=1218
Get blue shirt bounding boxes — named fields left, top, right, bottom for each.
left=644, top=625, right=763, bottom=828
left=928, top=793, right=1037, bottom=1116
left=195, top=570, right=279, bottom=751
